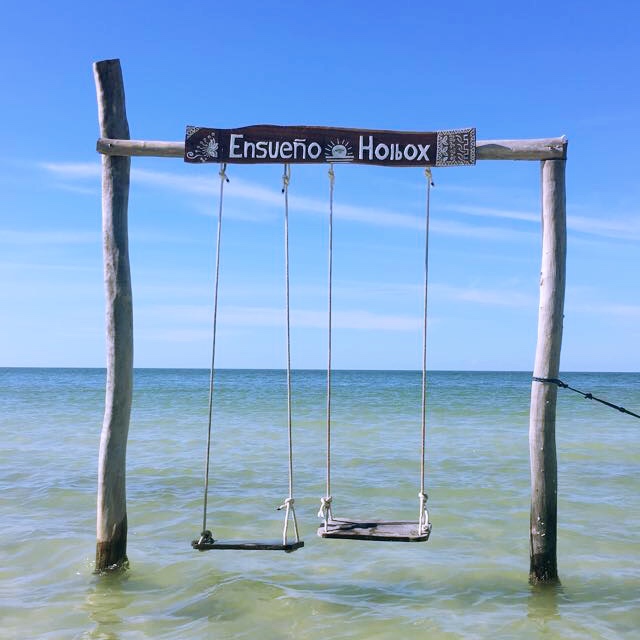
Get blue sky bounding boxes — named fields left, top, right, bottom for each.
left=1, top=1, right=638, bottom=371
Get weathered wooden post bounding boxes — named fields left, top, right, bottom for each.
left=93, top=59, right=133, bottom=572
left=529, top=154, right=567, bottom=584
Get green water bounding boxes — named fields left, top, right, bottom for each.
left=0, top=369, right=638, bottom=639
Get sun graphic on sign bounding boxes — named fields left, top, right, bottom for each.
left=325, top=139, right=354, bottom=162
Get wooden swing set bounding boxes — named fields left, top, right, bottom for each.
left=94, top=59, right=567, bottom=585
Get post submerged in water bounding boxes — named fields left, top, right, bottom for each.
left=93, top=59, right=133, bottom=572
left=529, top=155, right=567, bottom=585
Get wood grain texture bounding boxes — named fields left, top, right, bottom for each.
left=192, top=540, right=304, bottom=553
left=528, top=158, right=567, bottom=585
left=97, top=136, right=567, bottom=161
left=94, top=59, right=133, bottom=573
left=317, top=519, right=430, bottom=542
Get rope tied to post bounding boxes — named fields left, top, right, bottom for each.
left=533, top=376, right=640, bottom=419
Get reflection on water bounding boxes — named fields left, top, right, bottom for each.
left=83, top=572, right=133, bottom=638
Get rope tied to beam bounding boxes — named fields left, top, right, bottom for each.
left=418, top=168, right=433, bottom=536
left=199, top=162, right=229, bottom=541
left=280, top=163, right=300, bottom=546
left=319, top=164, right=335, bottom=531
left=533, top=376, right=640, bottom=419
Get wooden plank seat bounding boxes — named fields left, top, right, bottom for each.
left=192, top=538, right=304, bottom=553
left=317, top=518, right=430, bottom=542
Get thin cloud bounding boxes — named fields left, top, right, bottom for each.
left=571, top=302, right=640, bottom=319
left=138, top=303, right=421, bottom=331
left=567, top=214, right=640, bottom=241
left=39, top=162, right=639, bottom=242
left=40, top=162, right=101, bottom=178
left=1, top=229, right=99, bottom=245
left=440, top=203, right=539, bottom=223
left=441, top=200, right=640, bottom=242
left=432, top=283, right=537, bottom=308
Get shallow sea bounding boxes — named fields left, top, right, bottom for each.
left=0, top=368, right=638, bottom=639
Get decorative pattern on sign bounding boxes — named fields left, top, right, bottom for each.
left=185, top=131, right=219, bottom=162
left=185, top=126, right=200, bottom=139
left=324, top=139, right=355, bottom=163
left=436, top=129, right=476, bottom=167
left=184, top=125, right=476, bottom=167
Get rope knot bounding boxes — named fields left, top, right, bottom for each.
left=198, top=530, right=214, bottom=545
left=282, top=164, right=291, bottom=193
left=219, top=163, right=229, bottom=182
left=277, top=497, right=294, bottom=511
left=318, top=496, right=333, bottom=519
left=418, top=492, right=432, bottom=536
left=425, top=167, right=435, bottom=187
left=328, top=164, right=335, bottom=186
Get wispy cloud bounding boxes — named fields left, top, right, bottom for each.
left=570, top=301, right=640, bottom=319
left=38, top=162, right=640, bottom=242
left=0, top=229, right=99, bottom=244
left=442, top=199, right=640, bottom=242
left=567, top=214, right=640, bottom=241
left=138, top=304, right=422, bottom=331
left=40, top=162, right=101, bottom=178
left=432, top=283, right=537, bottom=307
left=440, top=203, right=539, bottom=223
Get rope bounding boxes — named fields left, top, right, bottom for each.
left=319, top=164, right=335, bottom=531
left=279, top=163, right=299, bottom=544
left=533, top=377, right=640, bottom=419
left=200, top=163, right=229, bottom=540
left=419, top=168, right=434, bottom=536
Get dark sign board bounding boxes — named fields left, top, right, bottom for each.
left=185, top=125, right=475, bottom=167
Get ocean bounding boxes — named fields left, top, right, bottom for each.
left=0, top=368, right=638, bottom=639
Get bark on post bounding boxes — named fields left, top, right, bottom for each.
left=529, top=155, right=567, bottom=584
left=93, top=59, right=133, bottom=572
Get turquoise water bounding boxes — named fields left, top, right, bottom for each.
left=1, top=368, right=638, bottom=639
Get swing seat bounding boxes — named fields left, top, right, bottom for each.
left=192, top=538, right=304, bottom=553
left=317, top=518, right=430, bottom=542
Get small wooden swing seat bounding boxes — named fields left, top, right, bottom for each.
left=192, top=538, right=304, bottom=553
left=317, top=518, right=430, bottom=542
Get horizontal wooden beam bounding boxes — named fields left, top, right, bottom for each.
left=96, top=136, right=567, bottom=161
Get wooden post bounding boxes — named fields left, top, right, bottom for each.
left=529, top=156, right=567, bottom=584
left=93, top=59, right=133, bottom=572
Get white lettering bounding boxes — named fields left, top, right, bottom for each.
left=359, top=135, right=374, bottom=160
left=268, top=141, right=280, bottom=158
left=417, top=144, right=430, bottom=162
left=375, top=143, right=389, bottom=161
left=229, top=134, right=243, bottom=158
left=280, top=141, right=292, bottom=159
left=404, top=144, right=418, bottom=161
left=256, top=141, right=268, bottom=158
left=293, top=139, right=306, bottom=159
left=308, top=142, right=322, bottom=159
